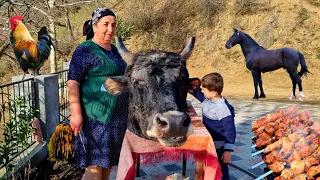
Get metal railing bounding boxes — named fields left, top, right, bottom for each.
left=53, top=69, right=70, bottom=123
left=0, top=77, right=36, bottom=169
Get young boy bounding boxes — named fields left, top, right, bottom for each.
left=188, top=72, right=236, bottom=180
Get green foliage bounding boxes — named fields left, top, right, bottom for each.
left=223, top=50, right=240, bottom=60
left=116, top=16, right=134, bottom=40
left=298, top=8, right=310, bottom=26
left=0, top=97, right=38, bottom=179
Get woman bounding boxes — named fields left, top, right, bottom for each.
left=67, top=8, right=128, bottom=180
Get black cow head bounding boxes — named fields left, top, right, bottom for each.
left=104, top=37, right=196, bottom=147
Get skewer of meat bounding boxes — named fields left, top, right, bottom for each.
left=292, top=174, right=307, bottom=180
left=253, top=138, right=319, bottom=169
left=306, top=165, right=320, bottom=180
left=254, top=125, right=315, bottom=150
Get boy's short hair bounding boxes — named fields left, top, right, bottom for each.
left=201, top=72, right=223, bottom=95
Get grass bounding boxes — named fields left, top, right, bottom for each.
left=197, top=0, right=226, bottom=26
left=306, top=0, right=320, bottom=6
left=235, top=0, right=271, bottom=15
left=316, top=48, right=320, bottom=60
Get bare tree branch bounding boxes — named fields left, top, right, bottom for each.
left=32, top=6, right=49, bottom=17
left=9, top=2, right=46, bottom=15
left=0, top=41, right=10, bottom=57
left=55, top=0, right=96, bottom=7
left=3, top=52, right=16, bottom=61
left=0, top=0, right=7, bottom=7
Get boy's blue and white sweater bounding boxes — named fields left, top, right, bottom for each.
left=192, top=88, right=236, bottom=151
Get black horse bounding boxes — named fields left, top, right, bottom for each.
left=225, top=28, right=309, bottom=101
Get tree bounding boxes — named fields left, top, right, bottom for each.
left=0, top=0, right=97, bottom=73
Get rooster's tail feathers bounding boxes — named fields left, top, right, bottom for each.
left=37, top=27, right=48, bottom=39
left=39, top=34, right=54, bottom=49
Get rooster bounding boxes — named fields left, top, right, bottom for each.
left=10, top=15, right=54, bottom=80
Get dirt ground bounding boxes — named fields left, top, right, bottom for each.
left=187, top=65, right=320, bottom=105
left=29, top=159, right=83, bottom=180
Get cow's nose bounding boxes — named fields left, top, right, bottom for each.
left=154, top=111, right=190, bottom=136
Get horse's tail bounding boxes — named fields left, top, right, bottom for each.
left=297, top=52, right=309, bottom=77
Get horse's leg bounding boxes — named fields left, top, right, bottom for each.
left=288, top=72, right=297, bottom=100
left=258, top=72, right=266, bottom=98
left=296, top=76, right=304, bottom=101
left=251, top=70, right=259, bottom=99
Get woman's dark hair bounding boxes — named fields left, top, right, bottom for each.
left=83, top=8, right=116, bottom=40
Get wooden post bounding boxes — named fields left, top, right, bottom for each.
left=182, top=152, right=186, bottom=178
left=136, top=154, right=140, bottom=177
left=195, top=160, right=204, bottom=180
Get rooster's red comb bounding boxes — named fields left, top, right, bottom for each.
left=10, top=15, right=23, bottom=23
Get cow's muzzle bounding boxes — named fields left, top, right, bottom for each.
left=147, top=111, right=193, bottom=147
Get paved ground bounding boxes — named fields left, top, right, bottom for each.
left=110, top=98, right=320, bottom=180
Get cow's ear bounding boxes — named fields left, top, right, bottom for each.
left=104, top=76, right=128, bottom=95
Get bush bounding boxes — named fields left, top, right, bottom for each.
left=298, top=8, right=310, bottom=26
left=48, top=124, right=74, bottom=162
left=0, top=97, right=39, bottom=179
left=197, top=0, right=226, bottom=26
left=306, top=0, right=320, bottom=6
left=116, top=16, right=133, bottom=41
left=122, top=0, right=164, bottom=32
left=235, top=0, right=271, bottom=15
left=121, top=0, right=193, bottom=51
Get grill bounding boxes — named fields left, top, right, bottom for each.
left=250, top=107, right=320, bottom=180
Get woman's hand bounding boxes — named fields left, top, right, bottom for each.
left=70, top=112, right=83, bottom=136
left=67, top=80, right=83, bottom=136
left=221, top=151, right=232, bottom=163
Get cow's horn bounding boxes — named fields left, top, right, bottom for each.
left=180, top=36, right=195, bottom=60
left=115, top=36, right=133, bottom=64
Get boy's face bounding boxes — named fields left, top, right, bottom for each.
left=201, top=87, right=218, bottom=99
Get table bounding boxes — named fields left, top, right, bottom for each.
left=116, top=106, right=222, bottom=180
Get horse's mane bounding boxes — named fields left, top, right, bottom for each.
left=241, top=31, right=265, bottom=49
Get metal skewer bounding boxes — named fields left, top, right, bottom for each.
left=251, top=161, right=264, bottom=169
left=251, top=149, right=265, bottom=157
left=255, top=170, right=273, bottom=180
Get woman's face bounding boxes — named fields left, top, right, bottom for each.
left=93, top=15, right=116, bottom=44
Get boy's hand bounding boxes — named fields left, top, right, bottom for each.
left=221, top=151, right=232, bottom=163
left=188, top=78, right=201, bottom=93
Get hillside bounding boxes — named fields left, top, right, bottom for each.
left=1, top=0, right=319, bottom=103
left=115, top=0, right=320, bottom=103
